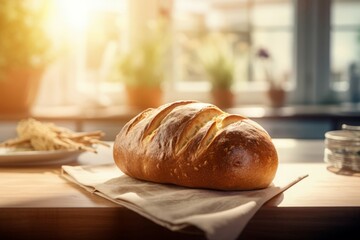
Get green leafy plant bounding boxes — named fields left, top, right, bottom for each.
left=117, top=20, right=169, bottom=88
left=197, top=33, right=235, bottom=90
left=0, top=0, right=52, bottom=76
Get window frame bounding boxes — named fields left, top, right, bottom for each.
left=293, top=0, right=333, bottom=105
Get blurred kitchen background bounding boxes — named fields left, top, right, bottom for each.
left=0, top=0, right=359, bottom=140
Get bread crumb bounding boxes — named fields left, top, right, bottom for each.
left=194, top=167, right=199, bottom=171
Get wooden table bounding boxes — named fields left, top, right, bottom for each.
left=0, top=139, right=359, bottom=240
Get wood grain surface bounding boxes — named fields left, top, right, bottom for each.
left=0, top=139, right=359, bottom=239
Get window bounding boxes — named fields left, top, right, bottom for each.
left=331, top=0, right=360, bottom=103
left=37, top=0, right=125, bottom=107
left=35, top=0, right=360, bottom=108
left=171, top=0, right=295, bottom=103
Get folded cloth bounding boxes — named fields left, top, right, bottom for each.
left=62, top=164, right=307, bottom=240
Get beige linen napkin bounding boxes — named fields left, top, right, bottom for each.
left=62, top=164, right=307, bottom=240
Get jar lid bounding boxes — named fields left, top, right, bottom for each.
left=325, top=124, right=360, bottom=141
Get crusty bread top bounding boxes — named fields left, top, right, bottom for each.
left=114, top=100, right=278, bottom=190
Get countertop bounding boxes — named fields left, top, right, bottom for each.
left=0, top=139, right=359, bottom=239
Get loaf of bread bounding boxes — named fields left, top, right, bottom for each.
left=113, top=100, right=278, bottom=190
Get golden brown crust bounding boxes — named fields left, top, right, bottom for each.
left=113, top=100, right=278, bottom=190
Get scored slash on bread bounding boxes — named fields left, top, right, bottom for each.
left=195, top=114, right=248, bottom=159
left=114, top=100, right=278, bottom=191
left=175, top=103, right=223, bottom=154
left=141, top=101, right=194, bottom=143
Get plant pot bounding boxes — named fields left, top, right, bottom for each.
left=211, top=89, right=235, bottom=109
left=267, top=88, right=286, bottom=107
left=0, top=68, right=43, bottom=115
left=125, top=85, right=163, bottom=109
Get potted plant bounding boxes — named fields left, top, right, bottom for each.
left=0, top=0, right=53, bottom=114
left=256, top=48, right=286, bottom=107
left=117, top=20, right=169, bottom=109
left=197, top=33, right=236, bottom=109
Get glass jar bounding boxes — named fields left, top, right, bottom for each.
left=324, top=124, right=360, bottom=172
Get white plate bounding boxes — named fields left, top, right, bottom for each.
left=0, top=147, right=83, bottom=166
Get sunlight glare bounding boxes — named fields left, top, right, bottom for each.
left=54, top=0, right=99, bottom=32
left=272, top=139, right=297, bottom=149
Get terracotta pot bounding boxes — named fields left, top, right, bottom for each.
left=211, top=89, right=235, bottom=109
left=0, top=68, right=43, bottom=115
left=267, top=88, right=286, bottom=107
left=125, top=85, right=163, bottom=109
